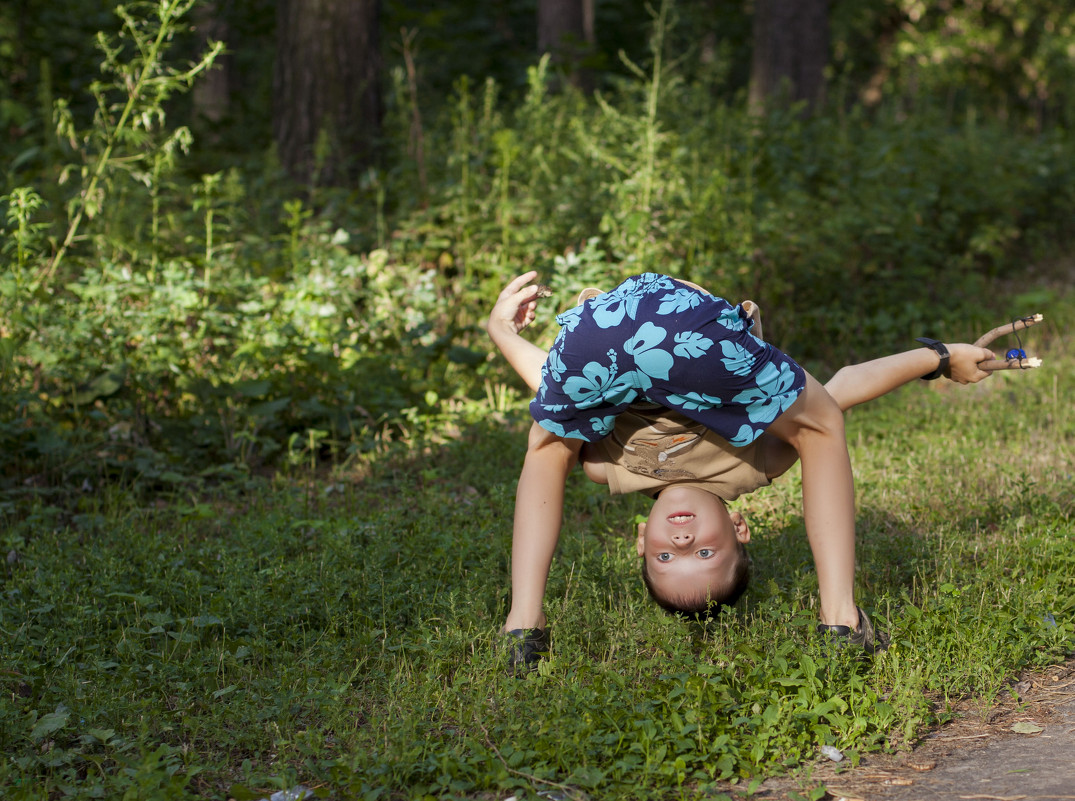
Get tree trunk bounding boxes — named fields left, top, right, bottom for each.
left=273, top=0, right=382, bottom=186
left=191, top=1, right=230, bottom=132
left=537, top=0, right=594, bottom=91
left=748, top=0, right=829, bottom=113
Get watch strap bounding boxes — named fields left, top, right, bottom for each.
left=915, top=337, right=950, bottom=380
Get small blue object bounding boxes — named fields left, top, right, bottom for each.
left=1006, top=348, right=1027, bottom=360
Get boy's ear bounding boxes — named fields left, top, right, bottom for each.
left=729, top=510, right=751, bottom=544
left=635, top=521, right=647, bottom=556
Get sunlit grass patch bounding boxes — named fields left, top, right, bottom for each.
left=2, top=320, right=1073, bottom=800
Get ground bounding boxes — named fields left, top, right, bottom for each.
left=756, top=657, right=1075, bottom=801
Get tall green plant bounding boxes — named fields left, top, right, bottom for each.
left=1, top=188, right=49, bottom=289
left=36, top=0, right=222, bottom=289
left=576, top=0, right=685, bottom=270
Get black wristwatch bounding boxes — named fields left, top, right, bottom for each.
left=915, top=337, right=949, bottom=380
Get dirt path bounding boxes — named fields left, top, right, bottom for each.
left=758, top=657, right=1075, bottom=801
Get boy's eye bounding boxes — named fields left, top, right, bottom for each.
left=697, top=549, right=714, bottom=558
left=657, top=553, right=672, bottom=562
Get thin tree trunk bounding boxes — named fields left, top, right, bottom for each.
left=191, top=1, right=229, bottom=133
left=537, top=0, right=593, bottom=91
left=273, top=0, right=382, bottom=186
left=748, top=0, right=829, bottom=114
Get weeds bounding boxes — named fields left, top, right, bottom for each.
left=0, top=4, right=1073, bottom=797
left=42, top=0, right=222, bottom=289
left=3, top=2, right=1075, bottom=498
left=2, top=328, right=1073, bottom=799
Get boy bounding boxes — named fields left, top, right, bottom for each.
left=486, top=271, right=995, bottom=669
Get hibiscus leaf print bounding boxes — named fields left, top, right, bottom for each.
left=664, top=390, right=723, bottom=412
left=562, top=356, right=640, bottom=408
left=624, top=321, right=673, bottom=380
left=716, top=308, right=747, bottom=331
left=628, top=368, right=654, bottom=394
left=657, top=288, right=703, bottom=315
left=590, top=414, right=617, bottom=436
left=729, top=423, right=762, bottom=446
left=673, top=331, right=714, bottom=358
left=546, top=349, right=566, bottom=382
left=732, top=362, right=801, bottom=423
left=605, top=371, right=643, bottom=404
left=556, top=306, right=585, bottom=333
left=592, top=281, right=648, bottom=328
left=563, top=360, right=619, bottom=407
left=538, top=419, right=568, bottom=438
left=720, top=340, right=756, bottom=376
left=591, top=295, right=628, bottom=328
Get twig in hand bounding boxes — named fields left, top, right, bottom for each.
left=974, top=314, right=1044, bottom=371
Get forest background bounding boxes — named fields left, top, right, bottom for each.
left=1, top=0, right=1073, bottom=482
left=1, top=1, right=1074, bottom=799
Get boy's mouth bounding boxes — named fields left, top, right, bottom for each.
left=667, top=513, right=695, bottom=525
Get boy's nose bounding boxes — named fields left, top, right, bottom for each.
left=671, top=530, right=694, bottom=545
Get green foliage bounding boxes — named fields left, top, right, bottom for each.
left=1, top=0, right=1075, bottom=499
left=0, top=228, right=493, bottom=493
left=886, top=0, right=1075, bottom=129
left=1, top=188, right=48, bottom=286
left=40, top=0, right=222, bottom=287
left=1, top=3, right=1073, bottom=798
left=1, top=340, right=1072, bottom=799
left=712, top=105, right=1075, bottom=361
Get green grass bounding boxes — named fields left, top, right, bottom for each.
left=2, top=318, right=1073, bottom=801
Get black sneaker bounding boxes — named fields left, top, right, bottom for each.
left=504, top=628, right=549, bottom=676
left=816, top=606, right=889, bottom=654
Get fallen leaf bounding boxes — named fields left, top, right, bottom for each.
left=1010, top=721, right=1043, bottom=734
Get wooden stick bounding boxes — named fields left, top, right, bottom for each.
left=980, top=357, right=1043, bottom=371
left=974, top=314, right=1043, bottom=348
left=975, top=314, right=1044, bottom=370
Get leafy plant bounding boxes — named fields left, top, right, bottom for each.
left=38, top=0, right=222, bottom=288
left=1, top=335, right=1072, bottom=798
left=2, top=0, right=1074, bottom=505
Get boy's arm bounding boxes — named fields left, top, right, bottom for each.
left=823, top=343, right=995, bottom=410
left=503, top=422, right=584, bottom=632
left=763, top=342, right=995, bottom=479
left=486, top=270, right=549, bottom=393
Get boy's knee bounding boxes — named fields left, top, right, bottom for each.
left=525, top=421, right=584, bottom=463
left=812, top=394, right=845, bottom=436
left=771, top=379, right=845, bottom=450
left=789, top=413, right=843, bottom=453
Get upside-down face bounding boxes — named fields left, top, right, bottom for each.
left=637, top=485, right=750, bottom=607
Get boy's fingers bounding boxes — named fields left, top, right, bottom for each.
left=512, top=286, right=544, bottom=312
left=970, top=347, right=995, bottom=369
left=502, top=271, right=538, bottom=298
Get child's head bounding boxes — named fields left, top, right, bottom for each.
left=636, top=485, right=751, bottom=615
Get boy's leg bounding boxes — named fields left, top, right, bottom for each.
left=765, top=373, right=860, bottom=630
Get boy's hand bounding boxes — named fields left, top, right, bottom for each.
left=947, top=343, right=996, bottom=384
left=487, top=271, right=542, bottom=338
